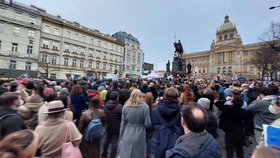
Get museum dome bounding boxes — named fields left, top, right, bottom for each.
left=218, top=15, right=235, bottom=32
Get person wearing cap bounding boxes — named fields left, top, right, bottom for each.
left=35, top=100, right=82, bottom=158
left=198, top=98, right=218, bottom=138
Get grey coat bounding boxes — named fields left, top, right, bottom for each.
left=119, top=103, right=151, bottom=158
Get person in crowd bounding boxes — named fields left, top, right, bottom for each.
left=151, top=87, right=183, bottom=158
left=98, top=86, right=107, bottom=103
left=140, top=80, right=149, bottom=93
left=105, top=81, right=122, bottom=103
left=241, top=84, right=250, bottom=104
left=35, top=100, right=82, bottom=158
left=147, top=82, right=158, bottom=102
left=0, top=129, right=38, bottom=158
left=215, top=96, right=249, bottom=158
left=179, top=84, right=194, bottom=105
left=0, top=92, right=24, bottom=139
left=202, top=87, right=215, bottom=111
left=119, top=89, right=151, bottom=158
left=166, top=105, right=221, bottom=158
left=130, top=82, right=138, bottom=91
left=9, top=81, right=18, bottom=92
left=197, top=98, right=218, bottom=138
left=70, top=85, right=87, bottom=125
left=119, top=81, right=132, bottom=105
left=102, top=91, right=122, bottom=158
left=146, top=92, right=155, bottom=111
left=79, top=97, right=106, bottom=158
left=87, top=84, right=102, bottom=108
left=55, top=95, right=73, bottom=122
left=38, top=92, right=58, bottom=125
left=270, top=96, right=280, bottom=126
left=248, top=87, right=280, bottom=143
left=156, top=89, right=164, bottom=104
left=251, top=146, right=280, bottom=158
left=247, top=82, right=259, bottom=105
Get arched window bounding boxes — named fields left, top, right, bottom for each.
left=219, top=36, right=222, bottom=41
left=228, top=66, right=232, bottom=74
left=230, top=33, right=234, bottom=39
left=224, top=34, right=228, bottom=40
left=203, top=69, right=205, bottom=73
left=199, top=70, right=201, bottom=73
left=222, top=67, right=227, bottom=74
left=217, top=67, right=221, bottom=74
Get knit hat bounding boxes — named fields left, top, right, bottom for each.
left=43, top=87, right=54, bottom=96
left=43, top=100, right=65, bottom=114
left=198, top=98, right=211, bottom=110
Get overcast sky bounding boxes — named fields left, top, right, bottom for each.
left=17, top=0, right=280, bottom=70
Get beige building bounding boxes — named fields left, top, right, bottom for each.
left=183, top=15, right=261, bottom=79
left=0, top=0, right=42, bottom=78
left=38, top=10, right=124, bottom=79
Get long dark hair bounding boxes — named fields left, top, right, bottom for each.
left=70, top=85, right=83, bottom=96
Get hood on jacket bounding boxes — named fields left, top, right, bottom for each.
left=87, top=90, right=99, bottom=97
left=105, top=100, right=120, bottom=109
left=157, top=99, right=180, bottom=120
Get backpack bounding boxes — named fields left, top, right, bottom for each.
left=84, top=110, right=104, bottom=142
left=0, top=114, right=17, bottom=139
left=152, top=112, right=183, bottom=158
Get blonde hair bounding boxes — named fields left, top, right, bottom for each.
left=203, top=87, right=214, bottom=95
left=125, top=89, right=143, bottom=107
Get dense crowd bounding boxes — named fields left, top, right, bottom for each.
left=0, top=76, right=280, bottom=158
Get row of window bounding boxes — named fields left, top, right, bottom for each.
left=9, top=60, right=31, bottom=70
left=125, top=65, right=141, bottom=72
left=41, top=54, right=120, bottom=70
left=218, top=33, right=234, bottom=41
left=186, top=56, right=209, bottom=63
left=217, top=66, right=233, bottom=74
left=0, top=23, right=36, bottom=38
left=0, top=40, right=33, bottom=54
left=43, top=24, right=123, bottom=52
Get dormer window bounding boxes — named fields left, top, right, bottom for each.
left=224, top=34, right=228, bottom=40
left=230, top=33, right=234, bottom=39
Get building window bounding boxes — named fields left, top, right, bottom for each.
left=88, top=61, right=92, bottom=68
left=228, top=66, right=232, bottom=74
left=25, top=62, right=31, bottom=70
left=51, top=56, right=57, bottom=64
left=80, top=49, right=85, bottom=55
left=110, top=64, right=112, bottom=71
left=73, top=47, right=78, bottom=54
left=10, top=60, right=16, bottom=69
left=82, top=36, right=86, bottom=42
left=132, top=66, right=135, bottom=71
left=120, top=48, right=122, bottom=53
left=44, top=25, right=50, bottom=33
left=111, top=44, right=113, bottom=50
left=103, top=63, right=106, bottom=70
left=75, top=33, right=79, bottom=40
left=224, top=34, right=228, bottom=40
left=217, top=67, right=221, bottom=74
left=96, top=62, right=100, bottom=69
left=28, top=30, right=35, bottom=38
left=27, top=45, right=33, bottom=54
left=126, top=65, right=130, bottom=70
left=98, top=41, right=101, bottom=46
left=41, top=54, right=48, bottom=63
left=222, top=67, right=227, bottom=74
left=88, top=50, right=93, bottom=57
left=12, top=43, right=18, bottom=52
left=230, top=33, right=234, bottom=39
left=14, top=27, right=20, bottom=35
left=64, top=57, right=69, bottom=66
left=137, top=67, right=140, bottom=71
left=66, top=30, right=71, bottom=37
left=91, top=38, right=94, bottom=45
left=50, top=73, right=56, bottom=79
left=105, top=43, right=107, bottom=48
left=64, top=45, right=70, bottom=52
left=52, top=43, right=58, bottom=51
left=116, top=46, right=118, bottom=51
left=54, top=28, right=59, bottom=36
left=30, top=17, right=36, bottom=24
left=42, top=40, right=49, bottom=49
left=80, top=60, right=84, bottom=68
left=72, top=59, right=77, bottom=67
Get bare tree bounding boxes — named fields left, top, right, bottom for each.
left=260, top=22, right=280, bottom=53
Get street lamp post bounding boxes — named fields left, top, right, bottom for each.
left=270, top=6, right=280, bottom=10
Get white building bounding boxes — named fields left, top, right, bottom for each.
left=0, top=0, right=42, bottom=78
left=34, top=7, right=124, bottom=79
left=112, top=31, right=143, bottom=77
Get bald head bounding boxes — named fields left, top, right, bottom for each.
left=182, top=106, right=208, bottom=133
left=241, top=84, right=249, bottom=90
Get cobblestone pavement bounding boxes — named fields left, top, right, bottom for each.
left=216, top=129, right=257, bottom=158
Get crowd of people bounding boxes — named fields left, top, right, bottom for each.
left=0, top=76, right=279, bottom=158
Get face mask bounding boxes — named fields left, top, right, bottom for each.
left=268, top=105, right=278, bottom=114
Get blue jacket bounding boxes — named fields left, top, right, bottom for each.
left=166, top=131, right=221, bottom=158
left=150, top=99, right=183, bottom=158
left=70, top=93, right=87, bottom=114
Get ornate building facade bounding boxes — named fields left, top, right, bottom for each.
left=183, top=15, right=261, bottom=79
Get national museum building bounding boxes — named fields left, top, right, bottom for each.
left=182, top=15, right=263, bottom=79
